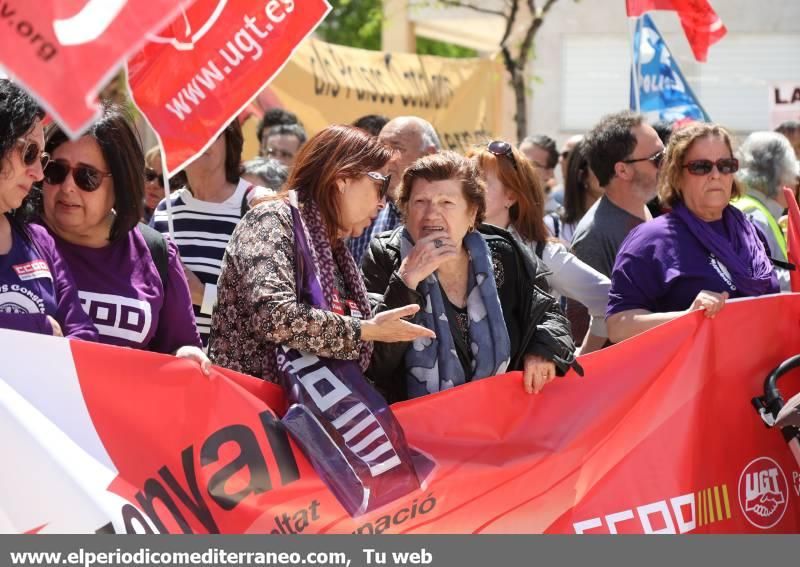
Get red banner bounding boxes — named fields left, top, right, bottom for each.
left=784, top=187, right=800, bottom=293
left=0, top=0, right=186, bottom=135
left=3, top=294, right=800, bottom=534
left=625, top=0, right=727, bottom=62
left=126, top=0, right=330, bottom=174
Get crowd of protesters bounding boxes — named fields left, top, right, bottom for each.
left=2, top=76, right=798, bottom=402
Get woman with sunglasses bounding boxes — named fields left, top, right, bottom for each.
left=361, top=151, right=582, bottom=403
left=606, top=123, right=779, bottom=343
left=0, top=79, right=96, bottom=340
left=469, top=141, right=611, bottom=355
left=35, top=103, right=207, bottom=368
left=209, top=125, right=432, bottom=382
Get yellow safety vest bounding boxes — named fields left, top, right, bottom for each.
left=732, top=195, right=787, bottom=258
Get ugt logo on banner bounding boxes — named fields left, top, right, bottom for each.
left=127, top=0, right=331, bottom=174
left=0, top=0, right=188, bottom=136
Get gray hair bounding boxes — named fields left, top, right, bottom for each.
left=390, top=116, right=441, bottom=152
left=736, top=131, right=799, bottom=199
left=240, top=157, right=289, bottom=190
left=418, top=120, right=441, bottom=152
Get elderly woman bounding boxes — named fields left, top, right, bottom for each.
left=209, top=125, right=433, bottom=381
left=734, top=131, right=800, bottom=291
left=0, top=79, right=96, bottom=340
left=607, top=123, right=779, bottom=343
left=362, top=151, right=580, bottom=403
left=469, top=141, right=610, bottom=355
left=35, top=103, right=205, bottom=367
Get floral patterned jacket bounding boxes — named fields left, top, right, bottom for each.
left=208, top=200, right=363, bottom=381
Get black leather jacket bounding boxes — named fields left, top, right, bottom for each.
left=361, top=224, right=582, bottom=403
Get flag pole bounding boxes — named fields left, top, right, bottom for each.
left=629, top=16, right=642, bottom=113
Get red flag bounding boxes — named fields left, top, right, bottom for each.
left=626, top=0, right=675, bottom=15
left=0, top=0, right=187, bottom=136
left=127, top=0, right=330, bottom=174
left=782, top=187, right=800, bottom=292
left=625, top=0, right=727, bottom=62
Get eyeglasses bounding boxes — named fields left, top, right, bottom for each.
left=16, top=138, right=50, bottom=169
left=622, top=149, right=664, bottom=168
left=145, top=167, right=182, bottom=190
left=265, top=147, right=295, bottom=161
left=487, top=140, right=518, bottom=171
left=683, top=158, right=739, bottom=176
left=43, top=160, right=112, bottom=192
left=366, top=171, right=392, bottom=200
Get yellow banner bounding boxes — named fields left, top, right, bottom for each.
left=268, top=38, right=505, bottom=151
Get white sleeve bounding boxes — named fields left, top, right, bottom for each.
left=541, top=241, right=611, bottom=319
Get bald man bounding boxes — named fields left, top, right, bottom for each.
left=347, top=116, right=441, bottom=265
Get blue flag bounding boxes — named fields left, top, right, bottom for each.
left=630, top=14, right=710, bottom=123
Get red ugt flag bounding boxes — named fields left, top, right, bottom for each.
left=782, top=187, right=800, bottom=292
left=625, top=0, right=727, bottom=62
left=127, top=0, right=330, bottom=175
left=0, top=0, right=188, bottom=136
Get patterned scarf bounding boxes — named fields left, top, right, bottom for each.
left=400, top=229, right=511, bottom=399
left=672, top=202, right=778, bottom=296
left=297, top=196, right=374, bottom=371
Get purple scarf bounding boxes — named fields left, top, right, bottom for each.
left=672, top=202, right=778, bottom=296
left=297, top=197, right=374, bottom=371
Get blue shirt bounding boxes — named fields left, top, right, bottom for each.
left=347, top=201, right=401, bottom=266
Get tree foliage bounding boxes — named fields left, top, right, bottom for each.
left=317, top=0, right=476, bottom=58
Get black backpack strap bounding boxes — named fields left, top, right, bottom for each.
left=548, top=212, right=560, bottom=239
left=138, top=223, right=169, bottom=292
left=240, top=184, right=255, bottom=218
left=535, top=239, right=546, bottom=259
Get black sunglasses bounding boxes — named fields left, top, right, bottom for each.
left=622, top=149, right=664, bottom=168
left=487, top=140, right=518, bottom=170
left=145, top=167, right=183, bottom=190
left=16, top=138, right=50, bottom=169
left=44, top=160, right=112, bottom=192
left=683, top=158, right=739, bottom=176
left=366, top=171, right=392, bottom=200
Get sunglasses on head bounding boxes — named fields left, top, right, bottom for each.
left=16, top=138, right=50, bottom=169
left=43, top=160, right=111, bottom=192
left=683, top=158, right=739, bottom=176
left=487, top=140, right=518, bottom=170
left=145, top=167, right=182, bottom=190
left=622, top=149, right=664, bottom=168
left=366, top=171, right=392, bottom=200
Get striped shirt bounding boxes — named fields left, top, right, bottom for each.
left=151, top=179, right=248, bottom=345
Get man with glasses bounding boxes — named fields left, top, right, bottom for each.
left=519, top=134, right=560, bottom=213
left=571, top=110, right=664, bottom=279
left=260, top=123, right=306, bottom=168
left=347, top=116, right=441, bottom=265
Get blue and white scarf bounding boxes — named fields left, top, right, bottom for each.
left=401, top=228, right=511, bottom=399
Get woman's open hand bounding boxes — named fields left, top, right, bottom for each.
left=360, top=304, right=436, bottom=343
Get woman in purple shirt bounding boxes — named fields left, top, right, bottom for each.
left=607, top=123, right=779, bottom=342
left=0, top=79, right=96, bottom=340
left=26, top=103, right=208, bottom=370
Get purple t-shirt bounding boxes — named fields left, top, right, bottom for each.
left=0, top=222, right=97, bottom=340
left=48, top=226, right=201, bottom=353
left=607, top=212, right=779, bottom=316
